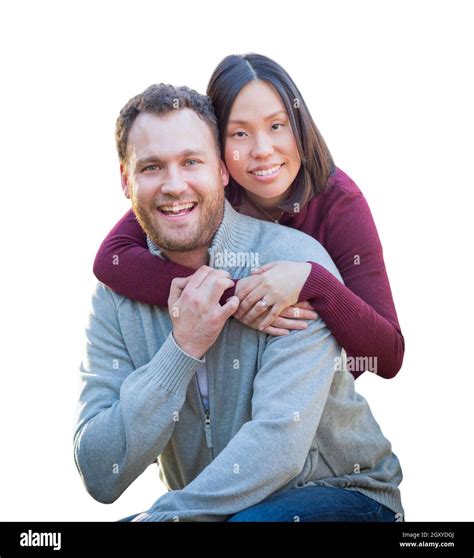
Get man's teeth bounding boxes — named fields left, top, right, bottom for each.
left=252, top=164, right=282, bottom=176
left=160, top=202, right=196, bottom=213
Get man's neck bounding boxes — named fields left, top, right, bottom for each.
left=161, top=246, right=209, bottom=270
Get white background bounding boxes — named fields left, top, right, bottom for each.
left=0, top=0, right=472, bottom=522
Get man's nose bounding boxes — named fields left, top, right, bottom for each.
left=251, top=132, right=274, bottom=159
left=161, top=169, right=187, bottom=196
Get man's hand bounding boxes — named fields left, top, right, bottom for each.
left=168, top=266, right=240, bottom=359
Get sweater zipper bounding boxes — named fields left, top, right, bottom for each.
left=204, top=345, right=215, bottom=459
left=204, top=409, right=213, bottom=451
left=195, top=373, right=214, bottom=459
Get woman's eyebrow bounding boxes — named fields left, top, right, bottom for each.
left=228, top=109, right=288, bottom=125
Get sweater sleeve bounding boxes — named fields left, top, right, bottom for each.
left=93, top=209, right=195, bottom=306
left=93, top=209, right=236, bottom=305
left=298, top=193, right=404, bottom=380
left=73, top=283, right=205, bottom=504
left=129, top=316, right=341, bottom=522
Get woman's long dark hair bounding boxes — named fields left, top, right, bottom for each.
left=207, top=53, right=335, bottom=212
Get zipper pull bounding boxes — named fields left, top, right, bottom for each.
left=204, top=409, right=213, bottom=448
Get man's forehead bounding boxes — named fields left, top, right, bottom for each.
left=128, top=109, right=214, bottom=159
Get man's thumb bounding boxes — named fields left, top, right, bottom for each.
left=221, top=295, right=240, bottom=318
left=168, top=276, right=189, bottom=306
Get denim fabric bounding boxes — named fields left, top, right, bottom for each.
left=227, top=485, right=398, bottom=522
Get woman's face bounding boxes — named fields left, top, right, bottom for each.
left=224, top=80, right=302, bottom=204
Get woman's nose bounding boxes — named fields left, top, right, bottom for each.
left=251, top=133, right=274, bottom=159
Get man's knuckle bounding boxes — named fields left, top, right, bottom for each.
left=185, top=294, right=199, bottom=308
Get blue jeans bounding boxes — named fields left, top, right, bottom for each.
left=119, top=486, right=398, bottom=522
left=227, top=486, right=398, bottom=522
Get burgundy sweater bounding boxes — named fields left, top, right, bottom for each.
left=93, top=167, right=404, bottom=379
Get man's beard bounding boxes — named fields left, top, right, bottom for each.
left=131, top=187, right=225, bottom=253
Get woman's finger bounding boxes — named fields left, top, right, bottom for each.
left=234, top=275, right=261, bottom=301
left=292, top=301, right=315, bottom=310
left=258, top=304, right=287, bottom=330
left=261, top=325, right=290, bottom=336
left=250, top=262, right=275, bottom=275
left=271, top=317, right=309, bottom=330
left=280, top=306, right=318, bottom=320
left=240, top=298, right=274, bottom=325
left=234, top=285, right=268, bottom=320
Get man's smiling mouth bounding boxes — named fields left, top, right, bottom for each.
left=157, top=202, right=198, bottom=216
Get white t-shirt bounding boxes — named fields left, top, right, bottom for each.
left=195, top=362, right=209, bottom=411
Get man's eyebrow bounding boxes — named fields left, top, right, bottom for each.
left=228, top=109, right=288, bottom=125
left=135, top=156, right=163, bottom=168
left=135, top=150, right=206, bottom=168
left=178, top=149, right=207, bottom=158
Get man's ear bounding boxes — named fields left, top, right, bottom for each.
left=120, top=164, right=131, bottom=199
left=219, top=160, right=229, bottom=188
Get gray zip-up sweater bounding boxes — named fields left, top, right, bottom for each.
left=73, top=200, right=403, bottom=521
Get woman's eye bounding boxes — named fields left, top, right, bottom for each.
left=272, top=123, right=284, bottom=131
left=232, top=131, right=247, bottom=138
left=144, top=164, right=160, bottom=171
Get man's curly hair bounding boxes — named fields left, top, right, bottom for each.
left=116, top=83, right=220, bottom=166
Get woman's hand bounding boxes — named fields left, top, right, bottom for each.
left=239, top=301, right=319, bottom=336
left=234, top=261, right=315, bottom=331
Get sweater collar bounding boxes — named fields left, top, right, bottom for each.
left=146, top=199, right=257, bottom=271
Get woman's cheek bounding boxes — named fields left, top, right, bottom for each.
left=224, top=143, right=245, bottom=179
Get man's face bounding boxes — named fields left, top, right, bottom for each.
left=122, top=108, right=229, bottom=252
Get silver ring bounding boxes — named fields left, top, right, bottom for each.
left=259, top=298, right=270, bottom=308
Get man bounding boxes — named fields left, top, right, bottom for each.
left=73, top=83, right=403, bottom=522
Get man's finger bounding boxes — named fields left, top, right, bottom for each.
left=185, top=265, right=215, bottom=291
left=197, top=270, right=235, bottom=305
left=208, top=277, right=235, bottom=306
left=219, top=295, right=240, bottom=320
left=168, top=276, right=191, bottom=306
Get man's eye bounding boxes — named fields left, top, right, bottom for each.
left=185, top=159, right=200, bottom=166
left=143, top=164, right=160, bottom=171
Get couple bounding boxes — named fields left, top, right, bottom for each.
left=74, top=54, right=405, bottom=522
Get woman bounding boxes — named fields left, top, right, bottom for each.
left=94, top=53, right=404, bottom=380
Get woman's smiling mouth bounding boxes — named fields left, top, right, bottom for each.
left=249, top=163, right=284, bottom=181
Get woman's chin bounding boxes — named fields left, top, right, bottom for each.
left=239, top=167, right=299, bottom=203
left=243, top=183, right=290, bottom=203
